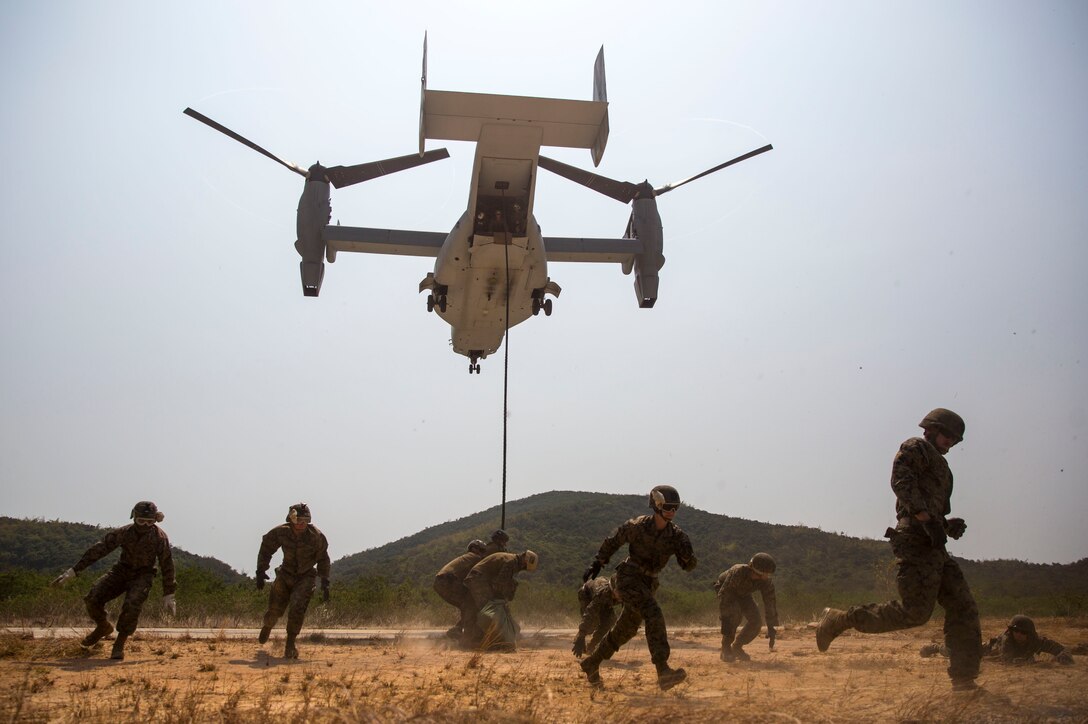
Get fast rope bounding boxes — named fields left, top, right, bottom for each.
left=500, top=190, right=511, bottom=530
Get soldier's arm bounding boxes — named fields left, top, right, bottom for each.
left=158, top=531, right=177, bottom=595
left=256, top=528, right=282, bottom=573
left=316, top=531, right=331, bottom=580
left=674, top=530, right=697, bottom=571
left=595, top=520, right=635, bottom=565
left=577, top=596, right=604, bottom=638
left=73, top=528, right=123, bottom=573
left=1035, top=636, right=1070, bottom=658
left=890, top=440, right=930, bottom=517
left=761, top=580, right=780, bottom=627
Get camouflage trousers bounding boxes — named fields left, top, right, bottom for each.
left=591, top=562, right=671, bottom=667
left=84, top=567, right=154, bottom=636
left=582, top=607, right=616, bottom=654
left=434, top=573, right=471, bottom=628
left=847, top=531, right=981, bottom=681
left=719, top=593, right=762, bottom=649
left=262, top=569, right=317, bottom=636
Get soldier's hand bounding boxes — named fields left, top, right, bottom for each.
left=255, top=571, right=269, bottom=590
left=923, top=518, right=947, bottom=548
left=946, top=517, right=967, bottom=540
left=51, top=567, right=76, bottom=587
left=321, top=579, right=331, bottom=604
left=572, top=637, right=586, bottom=658
left=582, top=560, right=602, bottom=583
left=768, top=626, right=776, bottom=650
left=162, top=593, right=176, bottom=617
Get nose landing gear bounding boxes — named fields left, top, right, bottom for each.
left=531, top=295, right=553, bottom=316
left=468, top=352, right=482, bottom=374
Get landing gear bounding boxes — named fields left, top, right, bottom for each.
left=425, top=286, right=448, bottom=314
left=468, top=362, right=481, bottom=374
left=532, top=294, right=554, bottom=317
left=543, top=298, right=552, bottom=316
left=468, top=352, right=482, bottom=374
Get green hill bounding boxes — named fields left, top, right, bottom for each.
left=332, top=491, right=1088, bottom=617
left=0, top=516, right=244, bottom=583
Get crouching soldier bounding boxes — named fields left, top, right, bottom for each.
left=578, top=485, right=697, bottom=691
left=51, top=500, right=176, bottom=661
left=921, top=615, right=1074, bottom=665
left=434, top=539, right=488, bottom=638
left=483, top=529, right=510, bottom=556
left=256, top=503, right=330, bottom=659
left=461, top=550, right=538, bottom=647
left=716, top=552, right=780, bottom=662
left=573, top=574, right=620, bottom=658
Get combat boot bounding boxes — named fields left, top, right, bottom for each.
left=730, top=642, right=751, bottom=662
left=656, top=663, right=687, bottom=691
left=110, top=634, right=128, bottom=660
left=258, top=626, right=272, bottom=644
left=919, top=643, right=942, bottom=658
left=951, top=678, right=979, bottom=692
left=580, top=654, right=603, bottom=688
left=81, top=622, right=114, bottom=648
left=816, top=607, right=851, bottom=652
left=284, top=633, right=299, bottom=659
left=719, top=647, right=735, bottom=663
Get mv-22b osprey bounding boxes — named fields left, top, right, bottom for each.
left=185, top=37, right=771, bottom=373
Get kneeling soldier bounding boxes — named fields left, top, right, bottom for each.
left=461, top=550, right=538, bottom=646
left=433, top=539, right=488, bottom=638
left=51, top=500, right=176, bottom=661
left=716, top=552, right=779, bottom=661
left=256, top=503, right=330, bottom=659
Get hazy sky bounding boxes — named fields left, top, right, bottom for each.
left=2, top=1, right=1086, bottom=574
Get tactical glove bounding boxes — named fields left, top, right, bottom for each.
left=572, top=636, right=586, bottom=658
left=922, top=518, right=947, bottom=548
left=51, top=567, right=76, bottom=587
left=256, top=571, right=270, bottom=590
left=582, top=560, right=602, bottom=583
left=768, top=626, right=776, bottom=650
left=321, top=578, right=331, bottom=604
left=162, top=593, right=176, bottom=617
left=946, top=517, right=967, bottom=540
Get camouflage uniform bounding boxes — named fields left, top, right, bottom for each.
left=983, top=631, right=1072, bottom=663
left=585, top=515, right=697, bottom=669
left=576, top=576, right=618, bottom=654
left=462, top=552, right=525, bottom=644
left=843, top=436, right=982, bottom=682
left=715, top=563, right=779, bottom=651
left=74, top=524, right=176, bottom=637
left=257, top=523, right=330, bottom=640
left=433, top=551, right=482, bottom=633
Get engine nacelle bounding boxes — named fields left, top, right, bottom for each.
left=294, top=166, right=331, bottom=296
left=630, top=196, right=664, bottom=308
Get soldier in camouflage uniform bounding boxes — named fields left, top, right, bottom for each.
left=256, top=503, right=331, bottom=659
left=716, top=552, right=779, bottom=662
left=572, top=575, right=620, bottom=658
left=921, top=615, right=1074, bottom=664
left=817, top=408, right=982, bottom=690
left=461, top=549, right=538, bottom=646
left=433, top=539, right=488, bottom=638
left=482, top=529, right=509, bottom=556
left=578, top=485, right=697, bottom=691
left=51, top=500, right=176, bottom=661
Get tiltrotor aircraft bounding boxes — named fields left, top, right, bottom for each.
left=185, top=37, right=771, bottom=373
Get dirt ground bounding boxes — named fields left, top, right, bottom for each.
left=1, top=617, right=1086, bottom=723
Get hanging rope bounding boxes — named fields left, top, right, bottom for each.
left=500, top=192, right=511, bottom=530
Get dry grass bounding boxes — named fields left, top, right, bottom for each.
left=0, top=618, right=1085, bottom=722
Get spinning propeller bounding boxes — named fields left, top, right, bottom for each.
left=183, top=107, right=450, bottom=188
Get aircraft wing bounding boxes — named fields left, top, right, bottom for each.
left=543, top=236, right=642, bottom=264
left=323, top=225, right=447, bottom=262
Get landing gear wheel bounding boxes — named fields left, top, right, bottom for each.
left=532, top=298, right=541, bottom=316
left=543, top=299, right=553, bottom=316
left=438, top=295, right=448, bottom=313
left=474, top=363, right=480, bottom=374
left=427, top=294, right=435, bottom=313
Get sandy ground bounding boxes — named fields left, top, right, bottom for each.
left=1, top=618, right=1086, bottom=722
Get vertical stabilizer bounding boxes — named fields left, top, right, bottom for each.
left=591, top=46, right=610, bottom=167
left=419, top=33, right=428, bottom=156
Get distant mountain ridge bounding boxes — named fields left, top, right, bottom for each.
left=331, top=491, right=1088, bottom=610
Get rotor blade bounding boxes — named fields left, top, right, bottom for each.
left=183, top=107, right=309, bottom=178
left=538, top=155, right=639, bottom=204
left=324, top=148, right=451, bottom=189
left=654, top=143, right=773, bottom=197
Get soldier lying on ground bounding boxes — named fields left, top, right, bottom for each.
left=715, top=552, right=779, bottom=662
left=51, top=500, right=176, bottom=661
left=433, top=539, right=488, bottom=639
left=572, top=574, right=620, bottom=658
left=921, top=615, right=1075, bottom=664
left=256, top=503, right=330, bottom=659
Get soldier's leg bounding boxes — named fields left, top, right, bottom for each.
left=433, top=575, right=468, bottom=633
left=81, top=571, right=125, bottom=646
left=734, top=595, right=763, bottom=647
left=719, top=597, right=742, bottom=657
left=111, top=572, right=153, bottom=660
left=588, top=607, right=615, bottom=654
left=262, top=575, right=292, bottom=630
left=849, top=540, right=942, bottom=634
left=284, top=575, right=316, bottom=658
left=938, top=558, right=982, bottom=684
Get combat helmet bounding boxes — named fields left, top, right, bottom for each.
left=467, top=539, right=487, bottom=555
left=750, top=552, right=777, bottom=575
left=1007, top=615, right=1037, bottom=637
left=286, top=503, right=311, bottom=524
left=130, top=501, right=164, bottom=522
left=649, top=485, right=681, bottom=514
left=919, top=408, right=965, bottom=442
left=491, top=529, right=510, bottom=546
left=522, top=550, right=539, bottom=571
